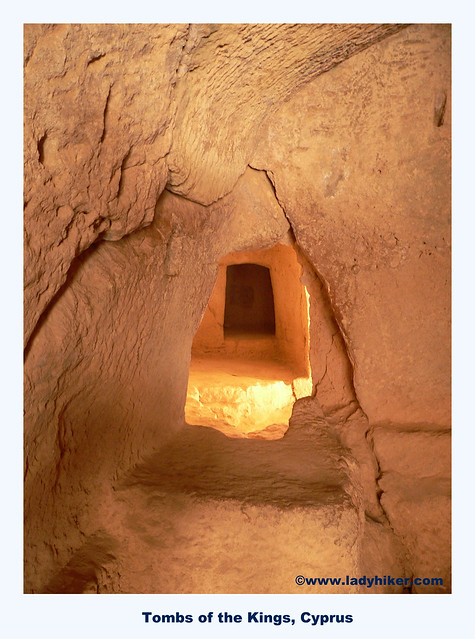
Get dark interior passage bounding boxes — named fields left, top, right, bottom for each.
left=224, top=264, right=276, bottom=336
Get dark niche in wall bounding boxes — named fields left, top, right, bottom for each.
left=224, top=263, right=276, bottom=336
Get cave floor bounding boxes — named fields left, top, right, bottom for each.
left=45, top=408, right=447, bottom=594
left=98, top=401, right=363, bottom=594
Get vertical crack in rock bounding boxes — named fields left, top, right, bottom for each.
left=434, top=90, right=447, bottom=127
left=37, top=133, right=47, bottom=166
left=249, top=164, right=396, bottom=525
left=53, top=404, right=68, bottom=492
left=116, top=148, right=132, bottom=199
left=253, top=164, right=361, bottom=407
left=100, top=84, right=112, bottom=144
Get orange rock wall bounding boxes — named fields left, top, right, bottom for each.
left=193, top=243, right=310, bottom=376
left=252, top=24, right=451, bottom=427
left=24, top=23, right=450, bottom=592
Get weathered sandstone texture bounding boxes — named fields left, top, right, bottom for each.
left=24, top=23, right=450, bottom=594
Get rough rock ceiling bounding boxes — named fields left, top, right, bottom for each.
left=168, top=23, right=408, bottom=203
left=23, top=23, right=406, bottom=346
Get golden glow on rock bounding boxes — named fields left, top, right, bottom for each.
left=185, top=243, right=312, bottom=438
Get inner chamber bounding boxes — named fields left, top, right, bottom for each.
left=185, top=242, right=312, bottom=439
left=224, top=263, right=276, bottom=336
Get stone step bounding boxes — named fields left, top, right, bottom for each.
left=106, top=410, right=403, bottom=593
left=185, top=356, right=312, bottom=436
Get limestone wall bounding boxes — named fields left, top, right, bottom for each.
left=24, top=23, right=450, bottom=593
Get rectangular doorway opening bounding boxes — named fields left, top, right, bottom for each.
left=224, top=263, right=276, bottom=337
left=185, top=243, right=312, bottom=439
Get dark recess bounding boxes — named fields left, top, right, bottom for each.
left=224, top=264, right=276, bottom=336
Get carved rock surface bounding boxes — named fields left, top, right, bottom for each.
left=252, top=24, right=451, bottom=427
left=168, top=23, right=406, bottom=203
left=371, top=425, right=451, bottom=592
left=24, top=24, right=186, bottom=344
left=24, top=24, right=450, bottom=594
